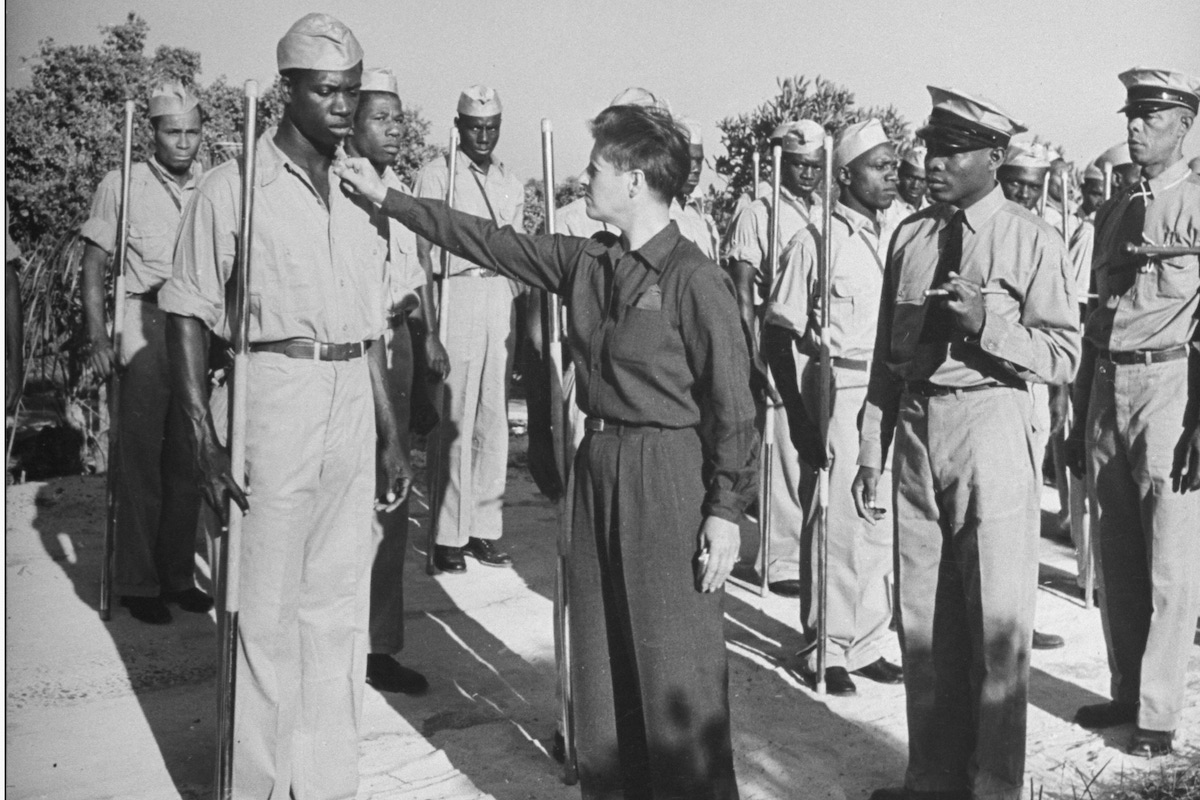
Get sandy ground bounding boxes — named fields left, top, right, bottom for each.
left=5, top=420, right=1199, bottom=799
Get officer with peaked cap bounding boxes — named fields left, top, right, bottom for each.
left=1067, top=66, right=1200, bottom=758
left=79, top=80, right=206, bottom=625
left=414, top=84, right=524, bottom=574
left=160, top=14, right=409, bottom=797
left=854, top=86, right=1079, bottom=800
left=766, top=119, right=903, bottom=694
left=726, top=118, right=826, bottom=597
left=346, top=66, right=431, bottom=697
left=671, top=117, right=719, bottom=258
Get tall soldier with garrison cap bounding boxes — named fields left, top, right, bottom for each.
left=854, top=87, right=1080, bottom=800
left=80, top=80, right=206, bottom=625
left=1067, top=67, right=1200, bottom=759
left=160, top=14, right=410, bottom=797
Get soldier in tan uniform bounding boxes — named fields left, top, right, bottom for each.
left=672, top=117, right=720, bottom=259
left=1068, top=67, right=1200, bottom=759
left=79, top=81, right=206, bottom=625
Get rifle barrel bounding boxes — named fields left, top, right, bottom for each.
left=1123, top=243, right=1200, bottom=257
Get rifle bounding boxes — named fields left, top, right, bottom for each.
left=426, top=128, right=460, bottom=575
left=99, top=100, right=136, bottom=622
left=814, top=134, right=835, bottom=694
left=751, top=150, right=761, bottom=201
left=541, top=119, right=579, bottom=785
left=1124, top=243, right=1200, bottom=257
left=214, top=80, right=258, bottom=799
left=757, top=142, right=783, bottom=597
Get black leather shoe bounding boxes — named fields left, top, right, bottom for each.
left=853, top=657, right=904, bottom=684
left=161, top=587, right=214, bottom=614
left=463, top=537, right=513, bottom=568
left=433, top=545, right=467, bottom=573
left=1032, top=630, right=1065, bottom=650
left=366, top=654, right=430, bottom=695
left=1075, top=701, right=1138, bottom=729
left=1128, top=727, right=1173, bottom=758
left=824, top=666, right=857, bottom=696
left=768, top=580, right=802, bottom=597
left=120, top=596, right=172, bottom=625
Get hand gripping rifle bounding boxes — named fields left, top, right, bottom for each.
left=99, top=100, right=136, bottom=622
left=814, top=135, right=835, bottom=693
left=214, top=80, right=258, bottom=799
left=541, top=119, right=579, bottom=785
left=426, top=128, right=460, bottom=575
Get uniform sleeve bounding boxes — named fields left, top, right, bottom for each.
left=858, top=229, right=906, bottom=470
left=1068, top=222, right=1094, bottom=302
left=158, top=184, right=237, bottom=333
left=680, top=266, right=759, bottom=522
left=413, top=161, right=447, bottom=201
left=79, top=171, right=122, bottom=253
left=380, top=189, right=588, bottom=295
left=764, top=229, right=817, bottom=335
left=726, top=200, right=764, bottom=266
left=976, top=229, right=1081, bottom=385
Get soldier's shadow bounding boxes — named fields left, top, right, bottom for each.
left=25, top=475, right=217, bottom=799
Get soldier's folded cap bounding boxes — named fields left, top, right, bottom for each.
left=835, top=119, right=889, bottom=168
left=608, top=87, right=669, bottom=110
left=1096, top=141, right=1132, bottom=167
left=1118, top=67, right=1200, bottom=114
left=457, top=85, right=502, bottom=117
left=148, top=80, right=199, bottom=118
left=361, top=67, right=399, bottom=97
left=1002, top=140, right=1052, bottom=170
left=901, top=144, right=927, bottom=174
left=917, top=86, right=1025, bottom=149
left=1082, top=161, right=1104, bottom=182
left=277, top=13, right=363, bottom=72
left=770, top=119, right=825, bottom=155
left=678, top=117, right=703, bottom=147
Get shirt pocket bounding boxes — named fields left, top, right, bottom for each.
left=1155, top=255, right=1198, bottom=300
left=609, top=306, right=676, bottom=366
left=831, top=275, right=859, bottom=308
left=128, top=223, right=177, bottom=272
left=256, top=244, right=320, bottom=316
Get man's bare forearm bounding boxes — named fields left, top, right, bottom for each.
left=166, top=314, right=217, bottom=441
left=80, top=243, right=111, bottom=339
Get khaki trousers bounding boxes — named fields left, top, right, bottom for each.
left=113, top=296, right=201, bottom=597
left=765, top=401, right=810, bottom=582
left=231, top=353, right=375, bottom=800
left=799, top=367, right=893, bottom=671
left=893, top=386, right=1039, bottom=800
left=433, top=276, right=514, bottom=546
left=1087, top=356, right=1200, bottom=732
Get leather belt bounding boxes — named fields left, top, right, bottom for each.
left=250, top=338, right=374, bottom=361
left=832, top=356, right=871, bottom=371
left=1099, top=345, right=1189, bottom=366
left=128, top=289, right=160, bottom=303
left=904, top=381, right=1006, bottom=398
left=584, top=417, right=668, bottom=435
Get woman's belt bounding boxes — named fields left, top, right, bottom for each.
left=249, top=338, right=374, bottom=361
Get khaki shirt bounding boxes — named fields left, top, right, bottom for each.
left=80, top=158, right=202, bottom=294
left=413, top=149, right=523, bottom=276
left=859, top=184, right=1081, bottom=469
left=1068, top=212, right=1094, bottom=306
left=766, top=201, right=888, bottom=363
left=383, top=168, right=426, bottom=316
left=556, top=196, right=611, bottom=238
left=1086, top=158, right=1200, bottom=352
left=725, top=187, right=821, bottom=305
left=159, top=128, right=389, bottom=344
left=671, top=197, right=718, bottom=260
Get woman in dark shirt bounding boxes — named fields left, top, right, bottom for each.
left=338, top=105, right=756, bottom=800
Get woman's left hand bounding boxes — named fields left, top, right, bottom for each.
left=697, top=516, right=740, bottom=593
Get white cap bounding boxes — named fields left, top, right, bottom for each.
left=361, top=67, right=399, bottom=98
left=834, top=119, right=890, bottom=169
left=148, top=80, right=200, bottom=118
left=678, top=117, right=703, bottom=147
left=770, top=119, right=825, bottom=156
left=1002, top=140, right=1052, bottom=171
left=457, top=85, right=502, bottom=117
left=276, top=13, right=363, bottom=72
left=1096, top=141, right=1132, bottom=167
left=608, top=87, right=669, bottom=111
left=901, top=144, right=927, bottom=174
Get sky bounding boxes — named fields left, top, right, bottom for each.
left=6, top=0, right=1200, bottom=187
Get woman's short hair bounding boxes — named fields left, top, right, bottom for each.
left=590, top=105, right=690, bottom=202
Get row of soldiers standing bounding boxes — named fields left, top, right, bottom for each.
left=76, top=7, right=1197, bottom=796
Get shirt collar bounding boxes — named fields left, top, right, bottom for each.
left=257, top=128, right=330, bottom=200
left=1147, top=157, right=1191, bottom=197
left=942, top=182, right=1005, bottom=233
left=833, top=201, right=880, bottom=236
left=583, top=220, right=681, bottom=273
left=459, top=148, right=504, bottom=177
left=147, top=155, right=201, bottom=189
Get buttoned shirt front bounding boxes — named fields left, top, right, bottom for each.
left=383, top=168, right=426, bottom=316
left=726, top=187, right=821, bottom=305
left=80, top=158, right=202, bottom=294
left=671, top=197, right=719, bottom=260
left=413, top=149, right=523, bottom=276
left=159, top=127, right=389, bottom=343
left=380, top=190, right=758, bottom=524
left=1086, top=158, right=1200, bottom=352
left=767, top=201, right=888, bottom=362
left=859, top=184, right=1080, bottom=469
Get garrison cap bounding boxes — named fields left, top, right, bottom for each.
left=901, top=144, right=927, bottom=175
left=361, top=67, right=399, bottom=98
left=609, top=87, right=670, bottom=111
left=678, top=117, right=704, bottom=147
left=148, top=80, right=200, bottom=118
left=1118, top=67, right=1200, bottom=114
left=457, top=85, right=502, bottom=117
left=917, top=86, right=1026, bottom=151
left=835, top=119, right=890, bottom=169
left=770, top=119, right=825, bottom=156
left=1082, top=160, right=1105, bottom=181
left=277, top=13, right=363, bottom=72
left=1096, top=141, right=1132, bottom=167
left=1002, top=140, right=1052, bottom=171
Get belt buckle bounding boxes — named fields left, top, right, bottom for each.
left=585, top=418, right=605, bottom=432
left=1142, top=350, right=1152, bottom=366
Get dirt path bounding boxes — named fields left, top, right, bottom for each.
left=5, top=430, right=1198, bottom=799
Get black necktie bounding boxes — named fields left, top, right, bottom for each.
left=920, top=209, right=965, bottom=344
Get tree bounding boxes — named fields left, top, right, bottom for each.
left=710, top=75, right=912, bottom=237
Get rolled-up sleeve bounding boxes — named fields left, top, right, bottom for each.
left=158, top=183, right=236, bottom=333
left=680, top=267, right=759, bottom=522
left=765, top=229, right=817, bottom=335
left=725, top=202, right=763, bottom=267
left=79, top=171, right=120, bottom=253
